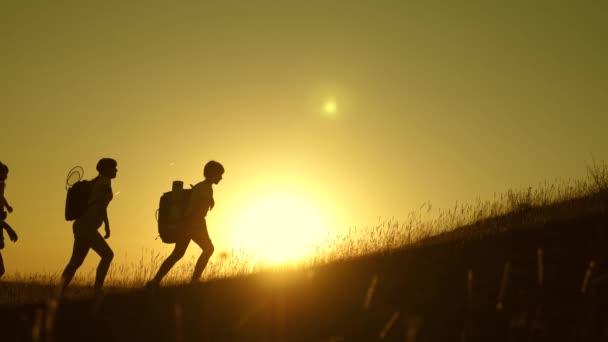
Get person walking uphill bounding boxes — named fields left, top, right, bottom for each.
left=147, top=160, right=224, bottom=288
left=0, top=162, right=18, bottom=278
left=61, top=158, right=117, bottom=294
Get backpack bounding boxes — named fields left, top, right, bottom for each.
left=64, top=166, right=95, bottom=221
left=156, top=180, right=193, bottom=243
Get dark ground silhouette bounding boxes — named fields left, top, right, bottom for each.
left=1, top=195, right=607, bottom=341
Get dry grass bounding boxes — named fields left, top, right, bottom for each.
left=2, top=160, right=607, bottom=300
left=304, top=160, right=608, bottom=261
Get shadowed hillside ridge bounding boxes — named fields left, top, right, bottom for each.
left=1, top=163, right=608, bottom=340
left=1, top=193, right=607, bottom=341
left=419, top=188, right=608, bottom=247
left=305, top=162, right=608, bottom=263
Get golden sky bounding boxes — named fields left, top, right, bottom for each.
left=1, top=2, right=607, bottom=275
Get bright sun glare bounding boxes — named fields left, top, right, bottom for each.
left=230, top=190, right=332, bottom=264
left=323, top=98, right=337, bottom=117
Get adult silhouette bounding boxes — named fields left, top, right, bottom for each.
left=60, top=158, right=117, bottom=293
left=0, top=162, right=18, bottom=278
left=147, top=160, right=224, bottom=287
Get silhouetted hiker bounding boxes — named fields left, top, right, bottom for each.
left=147, top=160, right=224, bottom=288
left=60, top=158, right=117, bottom=293
left=0, top=162, right=18, bottom=278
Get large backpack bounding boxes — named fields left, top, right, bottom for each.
left=64, top=166, right=95, bottom=221
left=156, top=180, right=193, bottom=243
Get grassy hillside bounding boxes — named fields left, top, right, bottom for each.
left=1, top=164, right=608, bottom=341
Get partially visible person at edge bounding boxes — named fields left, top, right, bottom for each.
left=147, top=160, right=224, bottom=288
left=60, top=158, right=117, bottom=294
left=0, top=161, right=18, bottom=278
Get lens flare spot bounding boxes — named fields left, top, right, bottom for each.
left=323, top=98, right=338, bottom=117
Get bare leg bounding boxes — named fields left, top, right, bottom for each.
left=0, top=252, right=5, bottom=278
left=191, top=228, right=214, bottom=282
left=89, top=231, right=114, bottom=292
left=61, top=234, right=90, bottom=291
left=0, top=225, right=5, bottom=276
left=150, top=237, right=190, bottom=284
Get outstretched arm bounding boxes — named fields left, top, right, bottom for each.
left=0, top=183, right=9, bottom=212
left=1, top=222, right=18, bottom=242
left=0, top=195, right=11, bottom=213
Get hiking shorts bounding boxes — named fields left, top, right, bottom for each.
left=181, top=219, right=211, bottom=244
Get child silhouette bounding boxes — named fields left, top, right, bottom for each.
left=147, top=160, right=224, bottom=287
left=60, top=158, right=117, bottom=293
left=0, top=162, right=18, bottom=278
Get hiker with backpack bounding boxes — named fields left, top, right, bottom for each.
left=147, top=160, right=224, bottom=288
left=60, top=158, right=117, bottom=293
left=0, top=162, right=18, bottom=278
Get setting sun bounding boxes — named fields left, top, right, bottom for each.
left=229, top=188, right=334, bottom=264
